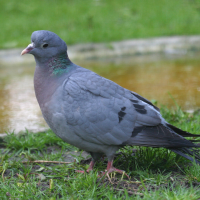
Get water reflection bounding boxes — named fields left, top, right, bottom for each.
left=82, top=54, right=200, bottom=110
left=0, top=63, right=47, bottom=134
left=0, top=53, right=200, bottom=134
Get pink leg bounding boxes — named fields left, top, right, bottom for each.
left=104, top=160, right=129, bottom=179
left=86, top=160, right=95, bottom=172
left=76, top=160, right=95, bottom=173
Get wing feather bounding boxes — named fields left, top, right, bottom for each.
left=63, top=70, right=163, bottom=146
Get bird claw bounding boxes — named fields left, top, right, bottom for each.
left=109, top=168, right=130, bottom=179
left=75, top=160, right=95, bottom=174
left=98, top=167, right=130, bottom=179
left=75, top=168, right=93, bottom=174
left=76, top=160, right=129, bottom=180
left=75, top=170, right=85, bottom=174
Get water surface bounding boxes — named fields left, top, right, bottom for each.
left=0, top=53, right=200, bottom=134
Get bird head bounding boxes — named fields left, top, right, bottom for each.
left=21, top=30, right=67, bottom=63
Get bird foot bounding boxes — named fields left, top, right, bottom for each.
left=75, top=168, right=93, bottom=174
left=75, top=170, right=85, bottom=174
left=75, top=160, right=94, bottom=174
left=99, top=167, right=129, bottom=179
left=101, top=160, right=130, bottom=179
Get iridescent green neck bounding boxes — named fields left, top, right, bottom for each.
left=48, top=53, right=72, bottom=75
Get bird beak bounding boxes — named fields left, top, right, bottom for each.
left=21, top=43, right=35, bottom=55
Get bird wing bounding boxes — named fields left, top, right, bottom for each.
left=62, top=68, right=162, bottom=146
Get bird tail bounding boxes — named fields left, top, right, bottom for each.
left=125, top=123, right=200, bottom=164
left=169, top=147, right=200, bottom=164
left=166, top=123, right=200, bottom=138
left=166, top=123, right=200, bottom=163
left=125, top=124, right=199, bottom=148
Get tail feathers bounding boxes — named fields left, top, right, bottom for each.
left=126, top=123, right=200, bottom=164
left=167, top=123, right=200, bottom=137
left=169, top=147, right=200, bottom=164
left=125, top=124, right=198, bottom=148
left=189, top=140, right=200, bottom=143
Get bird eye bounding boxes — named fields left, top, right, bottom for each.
left=42, top=43, right=48, bottom=48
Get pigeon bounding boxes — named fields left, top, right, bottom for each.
left=21, top=30, right=200, bottom=175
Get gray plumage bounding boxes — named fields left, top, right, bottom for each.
left=21, top=30, right=200, bottom=173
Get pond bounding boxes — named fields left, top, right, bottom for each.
left=0, top=53, right=200, bottom=134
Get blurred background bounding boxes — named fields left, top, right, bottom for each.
left=1, top=0, right=200, bottom=134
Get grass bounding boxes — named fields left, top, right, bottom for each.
left=0, top=106, right=200, bottom=199
left=1, top=0, right=200, bottom=49
left=3, top=129, right=76, bottom=152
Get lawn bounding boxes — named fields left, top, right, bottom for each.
left=1, top=106, right=200, bottom=199
left=1, top=1, right=200, bottom=199
left=1, top=0, right=200, bottom=49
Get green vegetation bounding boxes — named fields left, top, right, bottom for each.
left=1, top=0, right=200, bottom=48
left=1, top=1, right=200, bottom=198
left=1, top=106, right=200, bottom=199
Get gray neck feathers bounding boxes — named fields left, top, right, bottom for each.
left=33, top=53, right=74, bottom=106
